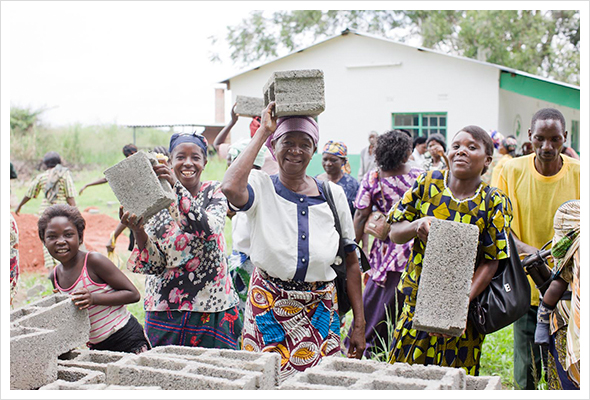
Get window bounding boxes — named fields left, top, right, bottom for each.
left=570, top=120, right=579, bottom=153
left=392, top=112, right=447, bottom=139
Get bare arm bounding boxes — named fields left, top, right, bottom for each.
left=511, top=231, right=539, bottom=256
left=106, top=222, right=128, bottom=252
left=14, top=196, right=31, bottom=216
left=213, top=103, right=239, bottom=151
left=353, top=207, right=372, bottom=243
left=66, top=197, right=76, bottom=207
left=345, top=250, right=366, bottom=359
left=221, top=102, right=276, bottom=208
left=388, top=217, right=435, bottom=245
left=79, top=177, right=108, bottom=195
left=469, top=259, right=499, bottom=301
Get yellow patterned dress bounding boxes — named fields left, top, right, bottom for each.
left=387, top=170, right=512, bottom=376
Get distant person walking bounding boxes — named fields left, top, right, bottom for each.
left=358, top=131, right=378, bottom=181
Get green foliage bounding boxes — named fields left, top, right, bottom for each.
left=10, top=105, right=47, bottom=134
left=216, top=10, right=579, bottom=85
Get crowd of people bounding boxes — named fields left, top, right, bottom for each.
left=9, top=104, right=580, bottom=389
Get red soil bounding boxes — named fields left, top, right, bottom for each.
left=12, top=212, right=130, bottom=274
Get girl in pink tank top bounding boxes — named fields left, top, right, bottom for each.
left=39, top=204, right=150, bottom=353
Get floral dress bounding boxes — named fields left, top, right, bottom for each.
left=128, top=180, right=241, bottom=349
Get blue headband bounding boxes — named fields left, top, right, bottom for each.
left=169, top=132, right=208, bottom=154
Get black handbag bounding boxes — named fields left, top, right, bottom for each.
left=322, top=181, right=370, bottom=317
left=468, top=187, right=531, bottom=335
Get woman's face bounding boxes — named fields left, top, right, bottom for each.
left=171, top=142, right=207, bottom=190
left=427, top=140, right=445, bottom=161
left=43, top=216, right=81, bottom=264
left=448, top=131, right=491, bottom=179
left=321, top=153, right=344, bottom=176
left=272, top=132, right=316, bottom=175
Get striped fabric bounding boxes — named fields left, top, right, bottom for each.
left=54, top=252, right=131, bottom=344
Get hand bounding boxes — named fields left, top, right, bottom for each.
left=415, top=217, right=435, bottom=243
left=258, top=101, right=277, bottom=140
left=230, top=103, right=239, bottom=122
left=72, top=287, right=93, bottom=309
left=106, top=238, right=115, bottom=253
left=14, top=207, right=21, bottom=216
left=153, top=163, right=177, bottom=187
left=347, top=323, right=366, bottom=359
left=119, top=206, right=145, bottom=233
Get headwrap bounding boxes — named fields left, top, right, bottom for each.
left=502, top=137, right=518, bottom=152
left=265, top=116, right=319, bottom=161
left=228, top=138, right=267, bottom=168
left=250, top=117, right=261, bottom=138
left=322, top=140, right=351, bottom=174
left=489, top=129, right=505, bottom=150
left=169, top=132, right=208, bottom=155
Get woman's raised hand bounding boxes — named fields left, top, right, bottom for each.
left=119, top=206, right=144, bottom=233
left=258, top=101, right=277, bottom=139
left=415, top=217, right=435, bottom=244
left=153, top=163, right=177, bottom=187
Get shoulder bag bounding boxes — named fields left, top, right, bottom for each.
left=468, top=187, right=531, bottom=335
left=322, top=181, right=370, bottom=317
left=363, top=170, right=391, bottom=241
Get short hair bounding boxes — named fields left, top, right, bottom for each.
left=375, top=130, right=413, bottom=171
left=38, top=204, right=86, bottom=242
left=455, top=125, right=494, bottom=175
left=122, top=144, right=138, bottom=158
left=426, top=133, right=447, bottom=152
left=531, top=108, right=566, bottom=133
left=43, top=152, right=61, bottom=169
left=413, top=136, right=427, bottom=148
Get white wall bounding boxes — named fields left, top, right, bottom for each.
left=498, top=89, right=580, bottom=146
left=226, top=34, right=501, bottom=154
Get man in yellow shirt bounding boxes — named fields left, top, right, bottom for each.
left=497, top=108, right=580, bottom=390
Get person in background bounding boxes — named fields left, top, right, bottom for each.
left=488, top=135, right=518, bottom=187
left=561, top=145, right=579, bottom=160
left=411, top=136, right=428, bottom=165
left=497, top=108, right=580, bottom=390
left=520, top=141, right=534, bottom=156
left=79, top=144, right=138, bottom=195
left=358, top=131, right=378, bottom=182
left=316, top=141, right=360, bottom=218
left=422, top=133, right=447, bottom=171
left=14, top=151, right=77, bottom=272
left=481, top=130, right=504, bottom=184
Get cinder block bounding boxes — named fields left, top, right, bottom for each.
left=10, top=294, right=90, bottom=356
left=465, top=375, right=502, bottom=390
left=413, top=219, right=479, bottom=336
left=104, top=151, right=175, bottom=222
left=106, top=354, right=260, bottom=390
left=58, top=349, right=130, bottom=374
left=10, top=326, right=58, bottom=390
left=235, top=95, right=264, bottom=117
left=39, top=366, right=105, bottom=390
left=263, top=69, right=325, bottom=117
left=147, top=346, right=280, bottom=389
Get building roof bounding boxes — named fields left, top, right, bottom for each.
left=220, top=28, right=579, bottom=91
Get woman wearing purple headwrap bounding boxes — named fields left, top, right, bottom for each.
left=222, top=102, right=366, bottom=382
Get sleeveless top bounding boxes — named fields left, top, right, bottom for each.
left=54, top=252, right=131, bottom=344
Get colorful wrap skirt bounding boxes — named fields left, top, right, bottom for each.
left=242, top=267, right=341, bottom=383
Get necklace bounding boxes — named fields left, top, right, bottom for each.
left=443, top=170, right=483, bottom=204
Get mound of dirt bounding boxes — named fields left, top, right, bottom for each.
left=12, top=212, right=130, bottom=274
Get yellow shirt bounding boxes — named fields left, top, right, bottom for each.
left=497, top=154, right=580, bottom=306
left=490, top=154, right=513, bottom=187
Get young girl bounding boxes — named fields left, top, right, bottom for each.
left=39, top=204, right=150, bottom=354
left=387, top=125, right=513, bottom=376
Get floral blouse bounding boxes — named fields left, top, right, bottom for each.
left=128, top=180, right=238, bottom=313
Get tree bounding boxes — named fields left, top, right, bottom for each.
left=212, top=10, right=579, bottom=85
left=10, top=106, right=47, bottom=134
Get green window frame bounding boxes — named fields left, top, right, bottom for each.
left=391, top=112, right=448, bottom=139
left=570, top=120, right=579, bottom=153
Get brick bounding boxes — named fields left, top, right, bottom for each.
left=412, top=219, right=479, bottom=336
left=263, top=69, right=325, bottom=117
left=104, top=151, right=176, bottom=222
left=39, top=366, right=105, bottom=390
left=58, top=349, right=129, bottom=374
left=465, top=375, right=503, bottom=390
left=235, top=95, right=264, bottom=117
left=10, top=326, right=58, bottom=389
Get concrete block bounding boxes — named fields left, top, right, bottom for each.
left=465, top=375, right=502, bottom=390
left=413, top=219, right=479, bottom=336
left=39, top=366, right=105, bottom=389
left=58, top=349, right=130, bottom=374
left=10, top=293, right=90, bottom=356
left=147, top=345, right=280, bottom=388
left=235, top=95, right=264, bottom=117
left=263, top=69, right=325, bottom=117
left=10, top=326, right=58, bottom=389
left=104, top=151, right=175, bottom=222
left=106, top=354, right=260, bottom=390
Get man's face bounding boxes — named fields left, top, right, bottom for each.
left=529, top=119, right=567, bottom=164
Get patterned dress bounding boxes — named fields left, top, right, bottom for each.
left=128, top=180, right=241, bottom=349
left=387, top=170, right=512, bottom=376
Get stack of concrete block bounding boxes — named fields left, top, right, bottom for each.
left=263, top=69, right=325, bottom=117
left=412, top=219, right=480, bottom=336
left=280, top=357, right=471, bottom=390
left=39, top=366, right=105, bottom=389
left=235, top=95, right=264, bottom=117
left=58, top=349, right=129, bottom=374
left=465, top=375, right=503, bottom=390
left=10, top=326, right=59, bottom=390
left=104, top=151, right=176, bottom=222
left=105, top=353, right=264, bottom=390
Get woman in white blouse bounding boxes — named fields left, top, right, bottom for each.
left=222, top=102, right=366, bottom=382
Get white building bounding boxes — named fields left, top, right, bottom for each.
left=219, top=29, right=580, bottom=177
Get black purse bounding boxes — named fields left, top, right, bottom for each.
left=322, top=181, right=370, bottom=317
left=468, top=187, right=531, bottom=335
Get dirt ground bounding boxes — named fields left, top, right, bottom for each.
left=12, top=211, right=130, bottom=274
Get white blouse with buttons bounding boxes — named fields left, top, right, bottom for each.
left=230, top=170, right=355, bottom=282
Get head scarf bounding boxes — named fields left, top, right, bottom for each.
left=489, top=129, right=505, bottom=150
left=250, top=117, right=261, bottom=138
left=502, top=137, right=518, bottom=153
left=169, top=132, right=208, bottom=155
left=322, top=140, right=351, bottom=174
left=228, top=139, right=267, bottom=168
left=265, top=116, right=319, bottom=161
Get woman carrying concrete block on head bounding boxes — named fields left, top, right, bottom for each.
left=387, top=125, right=513, bottom=376
left=221, top=102, right=366, bottom=383
left=120, top=132, right=242, bottom=349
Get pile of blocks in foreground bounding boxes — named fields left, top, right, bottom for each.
left=10, top=294, right=90, bottom=390
left=280, top=357, right=501, bottom=390
left=104, top=151, right=176, bottom=222
left=263, top=69, right=325, bottom=117
left=412, top=219, right=480, bottom=336
left=235, top=95, right=264, bottom=117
